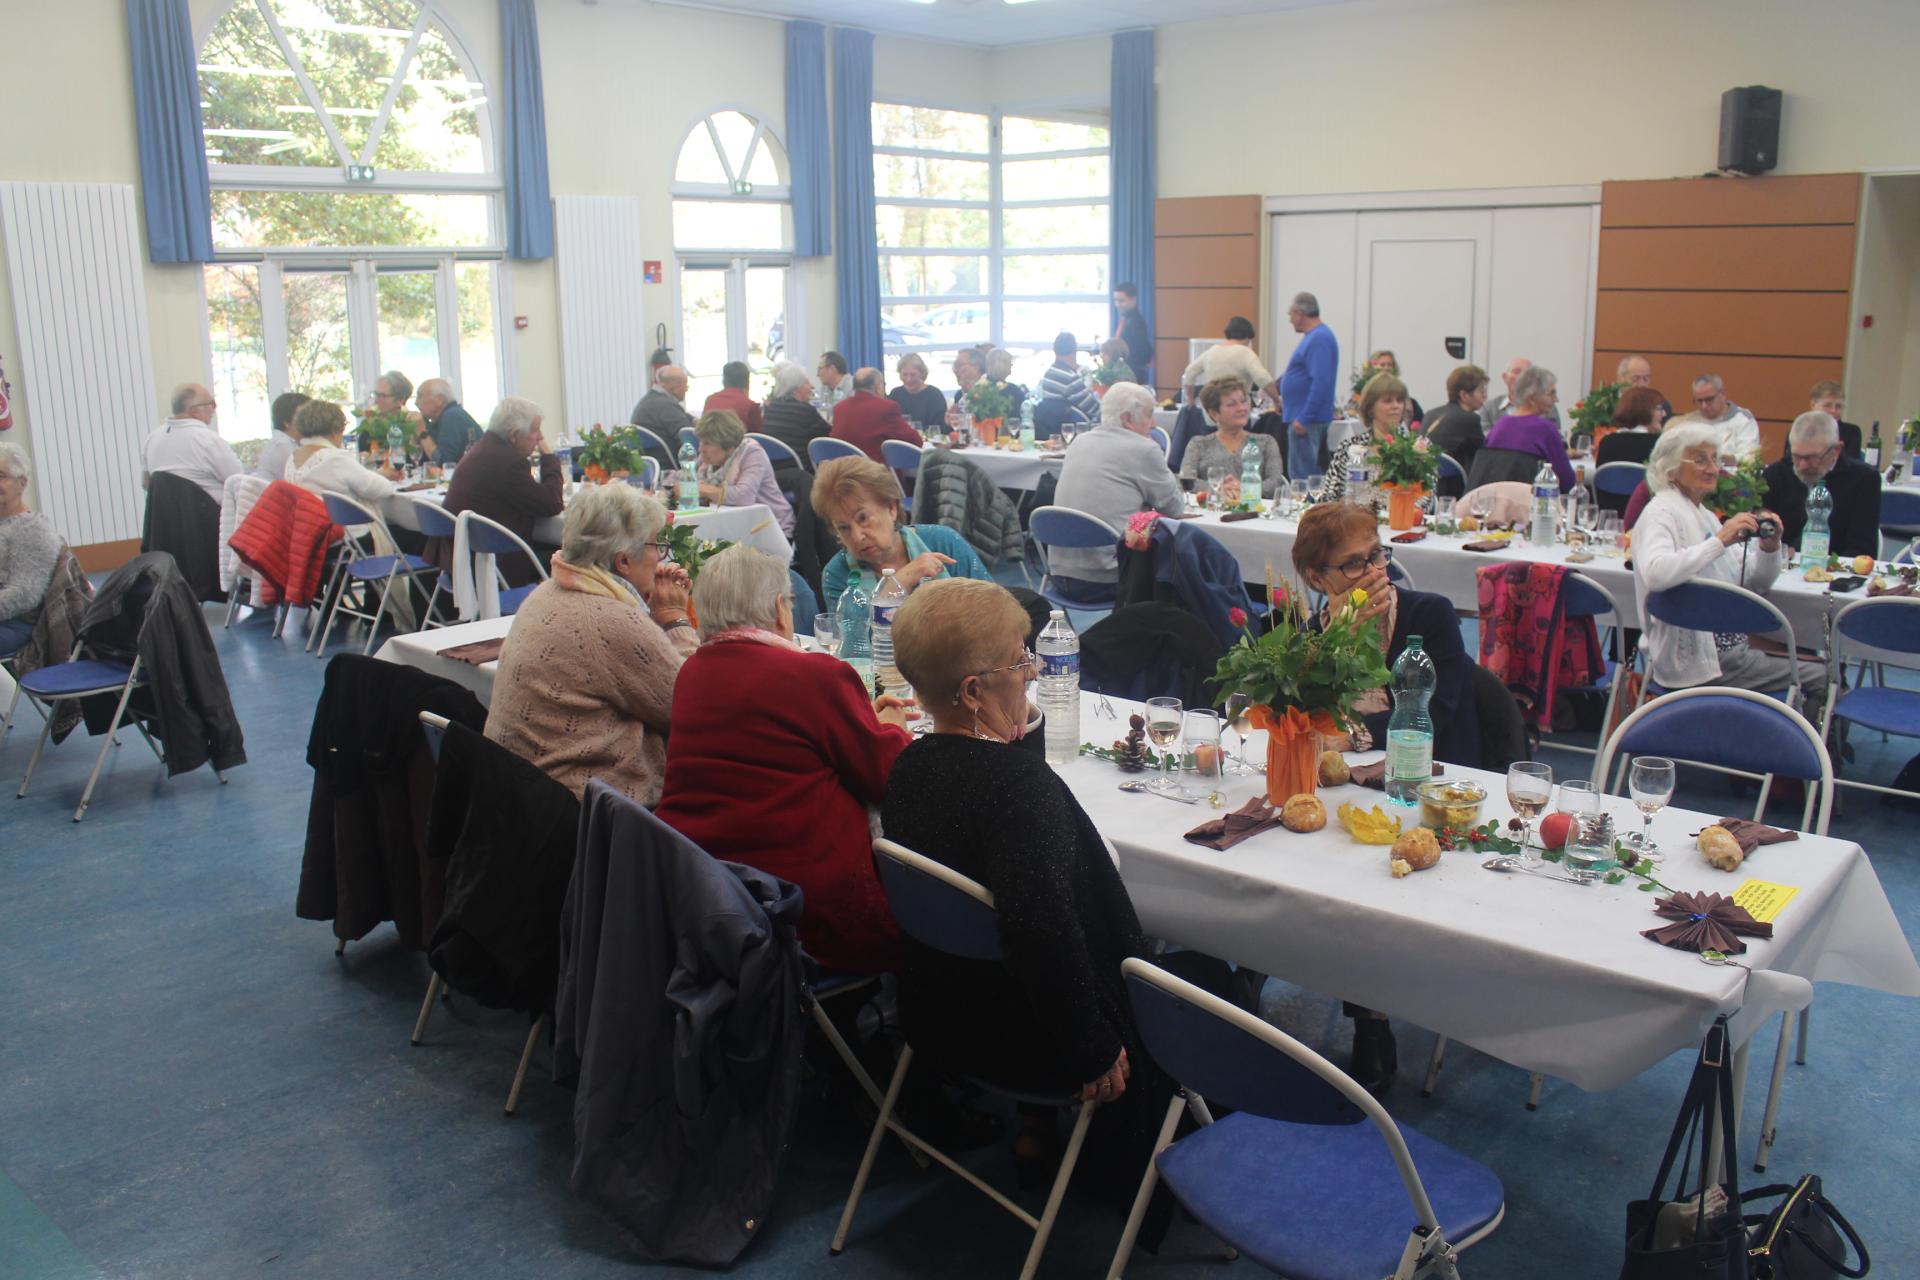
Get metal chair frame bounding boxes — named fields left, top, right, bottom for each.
left=404, top=498, right=459, bottom=629
left=808, top=436, right=865, bottom=469
left=1819, top=596, right=1920, bottom=806
left=1590, top=460, right=1646, bottom=499
left=1027, top=505, right=1123, bottom=619
left=1148, top=425, right=1170, bottom=458
left=460, top=509, right=550, bottom=617
left=309, top=493, right=436, bottom=658
left=628, top=425, right=675, bottom=467
left=1878, top=488, right=1920, bottom=559
left=749, top=432, right=802, bottom=468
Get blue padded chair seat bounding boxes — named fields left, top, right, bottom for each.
left=1831, top=686, right=1920, bottom=738
left=1644, top=680, right=1791, bottom=705
left=346, top=553, right=433, bottom=580
left=20, top=659, right=137, bottom=698
left=498, top=583, right=539, bottom=615
left=1155, top=1111, right=1504, bottom=1280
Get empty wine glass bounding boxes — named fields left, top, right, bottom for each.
left=813, top=614, right=841, bottom=659
left=1184, top=708, right=1224, bottom=805
left=1307, top=473, right=1326, bottom=504
left=1222, top=692, right=1255, bottom=775
left=1145, top=696, right=1185, bottom=796
left=1507, top=761, right=1553, bottom=860
left=1628, top=757, right=1676, bottom=864
left=1205, top=465, right=1229, bottom=510
left=1289, top=479, right=1309, bottom=515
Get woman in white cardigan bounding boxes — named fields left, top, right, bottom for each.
left=1632, top=422, right=1824, bottom=704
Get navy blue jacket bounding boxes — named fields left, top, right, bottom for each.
left=1114, top=516, right=1256, bottom=653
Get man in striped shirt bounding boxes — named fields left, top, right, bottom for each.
left=1037, top=332, right=1099, bottom=423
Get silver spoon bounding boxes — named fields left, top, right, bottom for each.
left=1117, top=781, right=1200, bottom=804
left=1481, top=855, right=1586, bottom=885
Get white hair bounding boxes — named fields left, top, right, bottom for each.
left=1099, top=381, right=1154, bottom=429
left=985, top=349, right=1015, bottom=381
left=1645, top=423, right=1724, bottom=495
left=691, top=544, right=791, bottom=640
left=487, top=395, right=541, bottom=440
left=1692, top=373, right=1725, bottom=394
left=1789, top=411, right=1839, bottom=448
left=770, top=361, right=811, bottom=400
left=417, top=377, right=452, bottom=402
left=560, top=483, right=666, bottom=571
left=1512, top=365, right=1556, bottom=408
left=0, top=441, right=29, bottom=480
left=170, top=383, right=204, bottom=415
left=1290, top=291, right=1320, bottom=317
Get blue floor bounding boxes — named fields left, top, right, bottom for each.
left=2, top=597, right=1916, bottom=1280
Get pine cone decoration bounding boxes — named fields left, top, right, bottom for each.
left=1117, top=722, right=1150, bottom=772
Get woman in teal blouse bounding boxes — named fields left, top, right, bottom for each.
left=813, top=455, right=992, bottom=607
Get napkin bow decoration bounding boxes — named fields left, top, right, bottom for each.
left=1185, top=798, right=1281, bottom=851
left=1642, top=891, right=1773, bottom=956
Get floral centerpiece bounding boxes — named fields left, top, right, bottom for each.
left=354, top=406, right=413, bottom=456
left=1371, top=429, right=1437, bottom=530
left=662, top=513, right=733, bottom=580
left=1900, top=414, right=1920, bottom=458
left=1570, top=380, right=1626, bottom=442
left=1350, top=364, right=1381, bottom=397
left=574, top=423, right=641, bottom=484
left=966, top=379, right=1012, bottom=444
left=1212, top=577, right=1394, bottom=802
left=1708, top=453, right=1768, bottom=520
left=1089, top=357, right=1136, bottom=393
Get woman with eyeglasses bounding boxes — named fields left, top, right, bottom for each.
left=883, top=577, right=1174, bottom=1190
left=485, top=483, right=694, bottom=806
left=812, top=455, right=992, bottom=610
left=1319, top=372, right=1416, bottom=504
left=1292, top=502, right=1480, bottom=1096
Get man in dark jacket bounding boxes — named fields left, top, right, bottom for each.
left=1112, top=282, right=1152, bottom=388
left=413, top=378, right=482, bottom=464
left=1762, top=410, right=1882, bottom=559
left=428, top=397, right=564, bottom=586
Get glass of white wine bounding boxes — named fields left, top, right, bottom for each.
left=1507, top=761, right=1553, bottom=860
left=1628, top=757, right=1676, bottom=864
left=1222, top=692, right=1255, bottom=775
left=1145, top=697, right=1185, bottom=796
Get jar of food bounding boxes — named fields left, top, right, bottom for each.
left=1417, top=780, right=1486, bottom=834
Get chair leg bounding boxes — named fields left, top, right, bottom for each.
left=1795, top=1003, right=1810, bottom=1065
left=1106, top=1096, right=1185, bottom=1280
left=1422, top=1035, right=1449, bottom=1097
left=334, top=937, right=346, bottom=956
left=411, top=972, right=443, bottom=1045
left=1525, top=1072, right=1544, bottom=1111
left=1020, top=1098, right=1096, bottom=1280
left=309, top=558, right=350, bottom=655
left=224, top=584, right=242, bottom=628
left=359, top=570, right=401, bottom=657
left=2, top=672, right=21, bottom=739
left=72, top=693, right=135, bottom=823
left=15, top=703, right=57, bottom=798
left=831, top=1046, right=913, bottom=1256
left=805, top=994, right=927, bottom=1166
left=1754, top=1011, right=1794, bottom=1172
left=504, top=1013, right=545, bottom=1116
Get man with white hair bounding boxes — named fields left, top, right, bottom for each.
left=631, top=364, right=695, bottom=444
left=1616, top=354, right=1653, bottom=387
left=1674, top=373, right=1760, bottom=461
left=141, top=382, right=241, bottom=504
left=1480, top=357, right=1563, bottom=437
left=1049, top=382, right=1184, bottom=597
left=760, top=360, right=829, bottom=463
left=429, top=396, right=564, bottom=587
left=1761, top=410, right=1882, bottom=558
left=412, top=378, right=482, bottom=464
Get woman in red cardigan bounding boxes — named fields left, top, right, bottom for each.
left=656, top=545, right=916, bottom=973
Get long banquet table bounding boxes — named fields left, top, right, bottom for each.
left=919, top=442, right=1063, bottom=492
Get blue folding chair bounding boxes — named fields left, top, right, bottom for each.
left=621, top=457, right=661, bottom=491
left=1642, top=579, right=1799, bottom=706
left=462, top=510, right=550, bottom=616
left=678, top=426, right=699, bottom=452
left=1820, top=596, right=1920, bottom=806
left=1027, top=505, right=1122, bottom=616
left=833, top=839, right=1101, bottom=1280
left=1, top=629, right=29, bottom=741
left=750, top=432, right=802, bottom=469
left=1149, top=425, right=1170, bottom=458
left=1385, top=556, right=1416, bottom=591
left=1435, top=451, right=1467, bottom=492
left=809, top=436, right=865, bottom=469
left=1107, top=957, right=1504, bottom=1279
left=1881, top=488, right=1920, bottom=558
left=881, top=438, right=923, bottom=516
left=1590, top=461, right=1645, bottom=503
left=1597, top=687, right=1833, bottom=1172
left=1535, top=570, right=1630, bottom=760
left=404, top=498, right=459, bottom=627
left=629, top=425, right=675, bottom=467
left=310, top=492, right=438, bottom=657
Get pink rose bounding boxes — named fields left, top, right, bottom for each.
left=1413, top=436, right=1430, bottom=451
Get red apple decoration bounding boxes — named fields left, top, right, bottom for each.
left=1538, top=812, right=1573, bottom=851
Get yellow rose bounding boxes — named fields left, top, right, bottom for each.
left=1348, top=587, right=1369, bottom=609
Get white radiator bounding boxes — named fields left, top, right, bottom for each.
left=0, top=181, right=156, bottom=548
left=554, top=195, right=647, bottom=435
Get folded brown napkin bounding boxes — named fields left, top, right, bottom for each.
left=1218, top=510, right=1263, bottom=523
left=1712, top=817, right=1799, bottom=855
left=398, top=481, right=439, bottom=492
left=440, top=637, right=506, bottom=666
left=1867, top=578, right=1915, bottom=598
left=1348, top=760, right=1444, bottom=789
left=1184, top=797, right=1281, bottom=850
left=1642, top=890, right=1773, bottom=955
left=1461, top=539, right=1510, bottom=553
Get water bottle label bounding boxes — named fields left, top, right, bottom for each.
left=1039, top=652, right=1078, bottom=679
left=1385, top=729, right=1432, bottom=779
left=872, top=604, right=898, bottom=628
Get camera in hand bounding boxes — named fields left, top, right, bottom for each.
left=1741, top=516, right=1779, bottom=541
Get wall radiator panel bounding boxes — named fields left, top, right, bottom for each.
left=554, top=196, right=647, bottom=433
left=1, top=182, right=156, bottom=549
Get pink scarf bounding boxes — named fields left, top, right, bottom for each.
left=707, top=626, right=800, bottom=651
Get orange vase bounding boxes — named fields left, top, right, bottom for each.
left=1384, top=482, right=1425, bottom=531
left=977, top=417, right=1002, bottom=446
left=1250, top=704, right=1334, bottom=804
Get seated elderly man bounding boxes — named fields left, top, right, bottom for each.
left=702, top=360, right=764, bottom=433
left=485, top=483, right=695, bottom=806
left=830, top=368, right=922, bottom=462
left=1762, top=410, right=1882, bottom=559
left=631, top=364, right=695, bottom=445
left=411, top=378, right=482, bottom=464
left=1674, top=373, right=1760, bottom=461
left=1049, top=382, right=1184, bottom=602
left=142, top=382, right=242, bottom=505
left=429, top=396, right=564, bottom=587
left=0, top=442, right=61, bottom=652
left=760, top=361, right=830, bottom=463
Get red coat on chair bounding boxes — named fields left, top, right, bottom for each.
left=655, top=636, right=909, bottom=974
left=228, top=480, right=341, bottom=607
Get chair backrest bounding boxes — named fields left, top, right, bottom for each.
left=1880, top=488, right=1920, bottom=534
left=1028, top=505, right=1123, bottom=551
left=881, top=439, right=924, bottom=476
left=1590, top=461, right=1646, bottom=498
left=1644, top=579, right=1792, bottom=646
left=1436, top=452, right=1467, bottom=484
left=1121, top=958, right=1442, bottom=1230
left=678, top=426, right=698, bottom=450
left=622, top=457, right=661, bottom=491
left=1464, top=446, right=1545, bottom=491
left=461, top=510, right=548, bottom=582
left=871, top=839, right=1003, bottom=962
left=1032, top=397, right=1088, bottom=436
left=750, top=433, right=801, bottom=467
left=318, top=491, right=394, bottom=558
left=1149, top=425, right=1170, bottom=457
left=1596, top=688, right=1834, bottom=834
left=1830, top=596, right=1920, bottom=667
left=419, top=710, right=449, bottom=762
left=809, top=436, right=865, bottom=468
left=408, top=496, right=458, bottom=539
left=629, top=425, right=674, bottom=462
left=1562, top=569, right=1628, bottom=671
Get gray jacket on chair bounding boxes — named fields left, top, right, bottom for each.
left=912, top=448, right=1026, bottom=568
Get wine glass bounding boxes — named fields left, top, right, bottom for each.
left=1222, top=692, right=1254, bottom=775
left=1205, top=465, right=1228, bottom=511
left=1144, top=697, right=1185, bottom=796
left=1627, top=757, right=1676, bottom=864
left=1506, top=761, right=1553, bottom=859
left=813, top=614, right=841, bottom=659
left=1288, top=478, right=1309, bottom=516
left=1184, top=709, right=1224, bottom=805
left=1307, top=473, right=1326, bottom=504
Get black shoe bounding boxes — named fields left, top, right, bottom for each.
left=1349, top=1018, right=1398, bottom=1097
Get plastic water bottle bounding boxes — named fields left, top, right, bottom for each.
left=1530, top=461, right=1561, bottom=546
left=1385, top=636, right=1435, bottom=806
left=386, top=420, right=406, bottom=465
left=677, top=437, right=701, bottom=507
left=1239, top=440, right=1263, bottom=511
left=1036, top=609, right=1080, bottom=764
left=1020, top=399, right=1036, bottom=449
left=836, top=578, right=871, bottom=677
left=1801, top=481, right=1832, bottom=564
left=1346, top=448, right=1371, bottom=511
left=871, top=569, right=909, bottom=698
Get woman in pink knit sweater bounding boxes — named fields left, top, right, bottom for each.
left=485, top=484, right=696, bottom=806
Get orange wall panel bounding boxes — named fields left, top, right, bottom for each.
left=1591, top=350, right=1841, bottom=425
left=1600, top=174, right=1861, bottom=229
left=1155, top=234, right=1260, bottom=290
left=1155, top=195, right=1261, bottom=238
left=1597, top=226, right=1856, bottom=293
left=1594, top=291, right=1850, bottom=359
left=1153, top=288, right=1259, bottom=343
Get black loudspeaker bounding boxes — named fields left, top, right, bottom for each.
left=1719, top=86, right=1782, bottom=174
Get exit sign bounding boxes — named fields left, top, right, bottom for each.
left=345, top=164, right=376, bottom=183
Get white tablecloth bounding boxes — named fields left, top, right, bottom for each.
left=1064, top=697, right=1920, bottom=1091
left=374, top=616, right=511, bottom=704
left=1181, top=509, right=1844, bottom=642
left=925, top=444, right=1064, bottom=492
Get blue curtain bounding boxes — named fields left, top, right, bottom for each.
left=501, top=0, right=554, bottom=260
left=1109, top=30, right=1156, bottom=348
left=786, top=21, right=832, bottom=257
left=125, top=0, right=213, bottom=264
left=833, top=28, right=882, bottom=371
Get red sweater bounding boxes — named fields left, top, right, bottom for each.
left=656, top=639, right=909, bottom=973
left=830, top=391, right=921, bottom=463
left=702, top=387, right=763, bottom=434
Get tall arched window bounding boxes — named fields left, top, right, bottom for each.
left=670, top=110, right=792, bottom=406
left=198, top=0, right=505, bottom=444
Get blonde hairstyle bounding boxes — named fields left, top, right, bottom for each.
left=561, top=483, right=666, bottom=569
left=896, top=352, right=928, bottom=379
left=292, top=399, right=347, bottom=440
left=694, top=409, right=746, bottom=452
left=692, top=544, right=791, bottom=639
left=1358, top=373, right=1408, bottom=431
left=892, top=578, right=1031, bottom=707
left=810, top=455, right=902, bottom=525
left=1368, top=350, right=1399, bottom=372
left=1808, top=379, right=1844, bottom=402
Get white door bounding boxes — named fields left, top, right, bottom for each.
left=1353, top=210, right=1493, bottom=415
left=1266, top=211, right=1358, bottom=397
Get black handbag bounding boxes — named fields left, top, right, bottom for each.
left=1622, top=1018, right=1748, bottom=1279
left=1743, top=1175, right=1869, bottom=1279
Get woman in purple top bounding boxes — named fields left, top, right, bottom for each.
left=1484, top=364, right=1576, bottom=492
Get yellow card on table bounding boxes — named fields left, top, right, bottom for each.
left=1733, top=880, right=1800, bottom=924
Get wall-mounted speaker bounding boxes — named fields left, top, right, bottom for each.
left=1719, top=86, right=1782, bottom=175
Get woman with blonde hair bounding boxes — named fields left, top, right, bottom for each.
left=1319, top=372, right=1411, bottom=504
left=888, top=352, right=949, bottom=428
left=812, top=455, right=990, bottom=608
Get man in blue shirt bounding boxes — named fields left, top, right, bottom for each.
left=1278, top=291, right=1338, bottom=479
left=413, top=378, right=483, bottom=464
